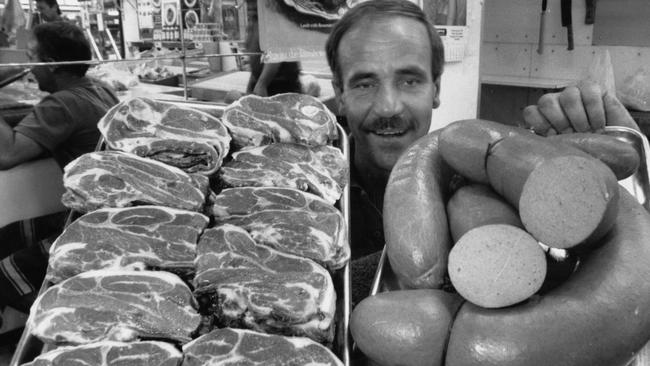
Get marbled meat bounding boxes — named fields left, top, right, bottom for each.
left=29, top=270, right=201, bottom=345
left=47, top=206, right=209, bottom=284
left=21, top=340, right=182, bottom=366
left=221, top=93, right=338, bottom=148
left=219, top=142, right=348, bottom=205
left=194, top=224, right=336, bottom=344
left=61, top=151, right=209, bottom=212
left=98, top=97, right=231, bottom=175
left=210, top=187, right=350, bottom=270
left=181, top=328, right=343, bottom=366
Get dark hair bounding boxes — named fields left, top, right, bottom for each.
left=33, top=21, right=91, bottom=76
left=325, top=0, right=444, bottom=87
left=36, top=0, right=62, bottom=15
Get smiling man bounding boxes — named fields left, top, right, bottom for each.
left=326, top=0, right=443, bottom=261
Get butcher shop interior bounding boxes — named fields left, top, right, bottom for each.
left=0, top=0, right=649, bottom=365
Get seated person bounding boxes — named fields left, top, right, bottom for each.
left=0, top=21, right=118, bottom=334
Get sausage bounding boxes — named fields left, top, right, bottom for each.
left=440, top=119, right=636, bottom=183
left=488, top=139, right=619, bottom=251
left=350, top=289, right=463, bottom=366
left=548, top=133, right=640, bottom=180
left=440, top=119, right=619, bottom=250
left=445, top=189, right=650, bottom=366
left=446, top=183, right=523, bottom=243
left=448, top=224, right=547, bottom=309
left=383, top=131, right=453, bottom=289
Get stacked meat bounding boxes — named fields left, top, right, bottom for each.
left=23, top=95, right=348, bottom=366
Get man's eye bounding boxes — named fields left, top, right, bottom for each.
left=351, top=80, right=375, bottom=90
left=402, top=78, right=421, bottom=87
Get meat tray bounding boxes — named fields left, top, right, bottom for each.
left=10, top=100, right=352, bottom=366
left=368, top=126, right=650, bottom=366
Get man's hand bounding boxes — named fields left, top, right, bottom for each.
left=522, top=81, right=640, bottom=135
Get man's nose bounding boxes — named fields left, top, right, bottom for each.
left=373, top=84, right=404, bottom=118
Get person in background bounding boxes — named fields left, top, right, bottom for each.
left=34, top=0, right=63, bottom=23
left=324, top=0, right=640, bottom=307
left=0, top=21, right=118, bottom=340
left=244, top=0, right=301, bottom=96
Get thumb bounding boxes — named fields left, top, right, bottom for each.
left=604, top=93, right=640, bottom=131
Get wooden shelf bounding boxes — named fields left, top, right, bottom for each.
left=481, top=75, right=574, bottom=89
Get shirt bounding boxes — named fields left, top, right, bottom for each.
left=14, top=76, right=119, bottom=168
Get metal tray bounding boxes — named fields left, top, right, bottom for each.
left=11, top=103, right=351, bottom=366
left=368, top=126, right=650, bottom=366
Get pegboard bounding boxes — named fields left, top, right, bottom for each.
left=483, top=0, right=592, bottom=47
left=481, top=43, right=532, bottom=78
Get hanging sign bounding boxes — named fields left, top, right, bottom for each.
left=258, top=0, right=421, bottom=63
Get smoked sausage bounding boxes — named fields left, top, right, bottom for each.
left=445, top=189, right=650, bottom=366
left=383, top=131, right=453, bottom=289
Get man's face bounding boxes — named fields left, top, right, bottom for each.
left=36, top=1, right=59, bottom=22
left=27, top=38, right=56, bottom=93
left=334, top=16, right=440, bottom=173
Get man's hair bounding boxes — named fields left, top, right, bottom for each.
left=36, top=0, right=62, bottom=15
left=33, top=21, right=91, bottom=76
left=325, top=0, right=444, bottom=87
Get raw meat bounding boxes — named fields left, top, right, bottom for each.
left=98, top=97, right=232, bottom=175
left=61, top=151, right=209, bottom=212
left=29, top=270, right=201, bottom=345
left=193, top=224, right=336, bottom=343
left=210, top=187, right=350, bottom=270
left=47, top=206, right=209, bottom=284
left=181, top=328, right=343, bottom=366
left=221, top=93, right=338, bottom=148
left=218, top=142, right=348, bottom=205
left=22, top=340, right=182, bottom=366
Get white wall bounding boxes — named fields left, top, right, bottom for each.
left=431, top=0, right=483, bottom=132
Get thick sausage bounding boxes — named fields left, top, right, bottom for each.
left=488, top=138, right=619, bottom=250
left=548, top=133, right=640, bottom=180
left=383, top=131, right=453, bottom=289
left=448, top=224, right=547, bottom=308
left=440, top=119, right=635, bottom=183
left=446, top=183, right=522, bottom=243
left=350, top=289, right=463, bottom=366
left=445, top=189, right=650, bottom=366
left=440, top=119, right=619, bottom=250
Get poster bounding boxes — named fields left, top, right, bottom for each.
left=258, top=0, right=349, bottom=62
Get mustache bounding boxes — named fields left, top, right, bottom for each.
left=366, top=116, right=410, bottom=131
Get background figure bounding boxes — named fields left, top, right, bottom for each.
left=34, top=0, right=63, bottom=23
left=0, top=22, right=118, bottom=339
left=244, top=0, right=301, bottom=96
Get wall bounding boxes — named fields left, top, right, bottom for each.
left=481, top=0, right=649, bottom=91
left=431, top=0, right=483, bottom=132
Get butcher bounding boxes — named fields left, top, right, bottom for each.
left=0, top=21, right=118, bottom=339
left=323, top=0, right=640, bottom=305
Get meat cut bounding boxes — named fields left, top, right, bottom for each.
left=61, top=151, right=209, bottom=212
left=181, top=328, right=343, bottom=366
left=47, top=206, right=209, bottom=284
left=193, top=224, right=336, bottom=344
left=210, top=187, right=350, bottom=270
left=221, top=93, right=338, bottom=148
left=219, top=142, right=348, bottom=205
left=98, top=97, right=232, bottom=175
left=21, top=340, right=182, bottom=366
left=29, top=270, right=201, bottom=345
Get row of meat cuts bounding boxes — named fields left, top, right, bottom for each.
left=22, top=94, right=349, bottom=366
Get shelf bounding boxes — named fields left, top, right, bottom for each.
left=481, top=75, right=574, bottom=89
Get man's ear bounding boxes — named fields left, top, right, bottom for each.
left=331, top=78, right=345, bottom=115
left=432, top=76, right=441, bottom=109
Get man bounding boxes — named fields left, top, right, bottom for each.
left=0, top=21, right=118, bottom=338
left=34, top=0, right=63, bottom=23
left=325, top=0, right=639, bottom=303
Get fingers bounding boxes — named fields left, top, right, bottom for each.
left=522, top=105, right=554, bottom=135
left=604, top=92, right=641, bottom=131
left=559, top=86, right=591, bottom=133
left=577, top=82, right=606, bottom=131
